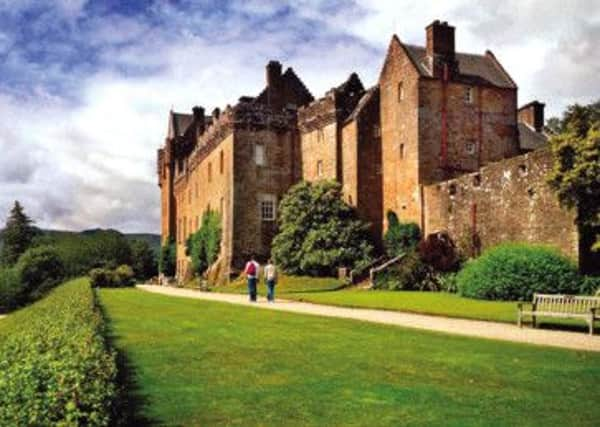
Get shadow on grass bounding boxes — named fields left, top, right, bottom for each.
left=96, top=296, right=159, bottom=426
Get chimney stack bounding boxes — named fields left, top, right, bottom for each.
left=426, top=20, right=456, bottom=78
left=518, top=101, right=545, bottom=132
left=192, top=106, right=205, bottom=132
left=266, top=60, right=282, bottom=88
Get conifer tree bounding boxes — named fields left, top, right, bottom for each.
left=0, top=201, right=38, bottom=266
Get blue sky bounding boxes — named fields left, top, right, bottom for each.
left=0, top=0, right=598, bottom=233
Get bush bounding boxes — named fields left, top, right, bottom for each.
left=418, top=232, right=460, bottom=272
left=457, top=243, right=581, bottom=301
left=186, top=210, right=222, bottom=276
left=384, top=211, right=421, bottom=257
left=0, top=279, right=117, bottom=425
left=438, top=272, right=458, bottom=293
left=0, top=267, right=22, bottom=312
left=373, top=251, right=439, bottom=291
left=114, top=264, right=134, bottom=286
left=15, top=245, right=65, bottom=302
left=272, top=181, right=374, bottom=276
left=580, top=275, right=600, bottom=295
left=159, top=236, right=176, bottom=277
left=90, top=265, right=135, bottom=288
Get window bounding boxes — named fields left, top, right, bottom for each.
left=397, top=81, right=404, bottom=102
left=465, top=87, right=474, bottom=104
left=465, top=142, right=476, bottom=155
left=195, top=215, right=199, bottom=230
left=316, top=160, right=324, bottom=177
left=188, top=189, right=192, bottom=204
left=183, top=216, right=187, bottom=239
left=208, top=162, right=212, bottom=182
left=259, top=194, right=276, bottom=221
left=399, top=143, right=405, bottom=159
left=219, top=150, right=224, bottom=174
left=373, top=125, right=381, bottom=138
left=255, top=143, right=265, bottom=166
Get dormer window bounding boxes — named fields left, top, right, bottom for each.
left=465, top=87, right=474, bottom=104
left=397, top=81, right=404, bottom=102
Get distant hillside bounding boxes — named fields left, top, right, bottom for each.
left=0, top=228, right=160, bottom=255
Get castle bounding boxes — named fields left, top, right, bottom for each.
left=158, top=20, right=579, bottom=282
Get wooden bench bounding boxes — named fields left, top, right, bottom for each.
left=518, top=293, right=600, bottom=335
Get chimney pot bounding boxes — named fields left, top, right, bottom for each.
left=266, top=60, right=282, bottom=87
left=192, top=106, right=205, bottom=132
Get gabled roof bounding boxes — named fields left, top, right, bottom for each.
left=168, top=111, right=194, bottom=139
left=518, top=122, right=549, bottom=151
left=346, top=85, right=379, bottom=123
left=401, top=43, right=517, bottom=89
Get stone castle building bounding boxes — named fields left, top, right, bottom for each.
left=158, top=20, right=578, bottom=282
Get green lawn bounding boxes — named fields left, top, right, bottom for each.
left=212, top=274, right=343, bottom=295
left=100, top=288, right=600, bottom=426
left=287, top=289, right=519, bottom=323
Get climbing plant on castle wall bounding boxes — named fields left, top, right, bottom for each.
left=186, top=210, right=222, bottom=276
left=272, top=180, right=374, bottom=276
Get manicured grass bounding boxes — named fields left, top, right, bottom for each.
left=286, top=289, right=519, bottom=323
left=100, top=288, right=600, bottom=426
left=212, top=274, right=343, bottom=295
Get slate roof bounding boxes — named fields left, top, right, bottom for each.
left=518, top=122, right=549, bottom=151
left=402, top=44, right=517, bottom=89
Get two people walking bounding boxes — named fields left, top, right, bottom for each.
left=244, top=256, right=277, bottom=302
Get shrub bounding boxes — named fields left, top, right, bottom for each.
left=90, top=265, right=135, bottom=288
left=186, top=210, right=222, bottom=276
left=272, top=181, right=374, bottom=276
left=90, top=268, right=115, bottom=288
left=159, top=236, right=176, bottom=277
left=580, top=275, right=600, bottom=295
left=384, top=211, right=420, bottom=257
left=0, top=279, right=117, bottom=425
left=373, top=251, right=439, bottom=291
left=0, top=267, right=22, bottom=312
left=15, top=245, right=65, bottom=302
left=114, top=264, right=135, bottom=286
left=457, top=243, right=581, bottom=301
left=438, top=272, right=458, bottom=293
left=418, top=231, right=460, bottom=272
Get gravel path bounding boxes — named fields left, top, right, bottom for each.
left=138, top=285, right=600, bottom=352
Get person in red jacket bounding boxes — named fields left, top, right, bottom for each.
left=244, top=255, right=260, bottom=302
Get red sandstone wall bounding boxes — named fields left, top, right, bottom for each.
left=423, top=148, right=578, bottom=259
left=232, top=129, right=298, bottom=270
left=380, top=39, right=422, bottom=228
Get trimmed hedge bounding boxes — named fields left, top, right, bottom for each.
left=0, top=278, right=117, bottom=426
left=457, top=243, right=581, bottom=301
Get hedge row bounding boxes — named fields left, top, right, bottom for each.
left=0, top=278, right=117, bottom=426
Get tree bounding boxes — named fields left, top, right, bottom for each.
left=159, top=237, right=176, bottom=277
left=16, top=245, right=65, bottom=303
left=0, top=201, right=39, bottom=266
left=547, top=100, right=600, bottom=257
left=186, top=210, right=222, bottom=276
left=272, top=180, right=374, bottom=276
left=130, top=239, right=157, bottom=280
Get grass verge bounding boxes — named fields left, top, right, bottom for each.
left=100, top=288, right=600, bottom=426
